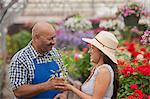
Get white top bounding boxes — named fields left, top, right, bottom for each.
left=81, top=64, right=114, bottom=99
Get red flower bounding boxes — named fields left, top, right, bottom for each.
left=123, top=41, right=130, bottom=46
left=82, top=48, right=88, bottom=54
left=127, top=43, right=135, bottom=52
left=131, top=59, right=138, bottom=63
left=128, top=95, right=135, bottom=99
left=130, top=84, right=138, bottom=90
left=135, top=65, right=150, bottom=76
left=133, top=90, right=143, bottom=97
left=131, top=51, right=140, bottom=57
left=140, top=84, right=145, bottom=88
left=129, top=90, right=148, bottom=99
left=148, top=95, right=150, bottom=99
left=120, top=66, right=134, bottom=76
left=134, top=76, right=138, bottom=78
left=140, top=47, right=146, bottom=52
left=142, top=59, right=148, bottom=64
left=117, top=59, right=125, bottom=66
left=144, top=52, right=150, bottom=60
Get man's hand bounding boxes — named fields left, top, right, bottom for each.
left=13, top=78, right=67, bottom=98
left=44, top=77, right=67, bottom=91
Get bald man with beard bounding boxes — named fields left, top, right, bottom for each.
left=9, top=22, right=68, bottom=99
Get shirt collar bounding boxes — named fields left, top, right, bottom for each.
left=28, top=41, right=53, bottom=59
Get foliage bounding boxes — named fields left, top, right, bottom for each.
left=61, top=48, right=91, bottom=83
left=0, top=58, right=3, bottom=65
left=117, top=42, right=150, bottom=99
left=119, top=26, right=143, bottom=41
left=6, top=30, right=31, bottom=57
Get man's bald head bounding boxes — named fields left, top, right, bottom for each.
left=31, top=22, right=56, bottom=53
left=32, top=22, right=55, bottom=39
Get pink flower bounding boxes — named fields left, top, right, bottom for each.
left=74, top=53, right=83, bottom=62
left=130, top=84, right=138, bottom=90
left=141, top=30, right=150, bottom=45
left=130, top=26, right=140, bottom=33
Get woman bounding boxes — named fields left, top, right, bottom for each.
left=64, top=31, right=119, bottom=99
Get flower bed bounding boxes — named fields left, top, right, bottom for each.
left=117, top=42, right=150, bottom=98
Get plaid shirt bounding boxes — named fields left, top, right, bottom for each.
left=8, top=41, right=67, bottom=90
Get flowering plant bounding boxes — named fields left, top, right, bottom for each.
left=56, top=27, right=94, bottom=50
left=117, top=42, right=150, bottom=99
left=99, top=19, right=124, bottom=30
left=117, top=2, right=146, bottom=17
left=141, top=29, right=150, bottom=45
left=61, top=48, right=91, bottom=82
left=64, top=15, right=92, bottom=32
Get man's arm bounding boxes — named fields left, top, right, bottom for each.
left=14, top=78, right=66, bottom=98
left=14, top=83, right=47, bottom=98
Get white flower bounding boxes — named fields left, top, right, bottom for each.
left=136, top=54, right=144, bottom=60
left=99, top=19, right=124, bottom=30
left=64, top=16, right=92, bottom=32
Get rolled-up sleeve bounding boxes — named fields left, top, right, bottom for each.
left=8, top=59, right=28, bottom=90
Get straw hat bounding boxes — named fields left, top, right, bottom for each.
left=82, top=31, right=118, bottom=64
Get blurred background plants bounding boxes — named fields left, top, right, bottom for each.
left=61, top=48, right=91, bottom=83
left=6, top=30, right=31, bottom=57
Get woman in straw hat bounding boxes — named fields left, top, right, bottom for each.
left=63, top=31, right=119, bottom=99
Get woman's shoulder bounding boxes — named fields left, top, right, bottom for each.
left=96, top=64, right=114, bottom=74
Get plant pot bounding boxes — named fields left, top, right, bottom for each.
left=123, top=14, right=140, bottom=27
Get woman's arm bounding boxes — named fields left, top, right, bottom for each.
left=66, top=67, right=111, bottom=99
left=92, top=67, right=111, bottom=98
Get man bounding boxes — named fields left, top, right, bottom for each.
left=8, top=22, right=67, bottom=98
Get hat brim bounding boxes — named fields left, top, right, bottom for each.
left=82, top=38, right=118, bottom=64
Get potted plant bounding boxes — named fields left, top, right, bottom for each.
left=117, top=2, right=146, bottom=27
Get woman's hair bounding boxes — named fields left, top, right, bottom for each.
left=101, top=51, right=119, bottom=99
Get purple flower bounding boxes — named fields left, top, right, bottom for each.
left=56, top=27, right=94, bottom=49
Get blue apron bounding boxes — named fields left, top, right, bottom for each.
left=31, top=58, right=62, bottom=99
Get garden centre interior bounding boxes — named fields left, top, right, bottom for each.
left=0, top=0, right=150, bottom=98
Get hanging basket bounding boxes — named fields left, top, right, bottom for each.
left=123, top=14, right=140, bottom=27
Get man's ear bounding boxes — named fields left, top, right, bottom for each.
left=35, top=33, right=40, bottom=39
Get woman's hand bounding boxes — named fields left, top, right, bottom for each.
left=62, top=83, right=73, bottom=91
